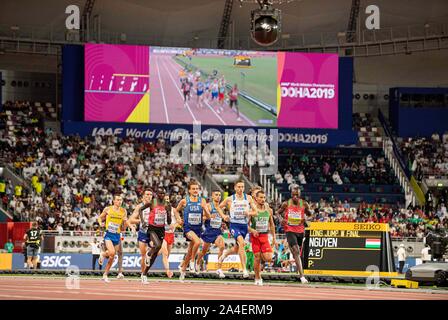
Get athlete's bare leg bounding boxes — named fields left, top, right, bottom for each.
left=180, top=244, right=193, bottom=270
left=143, top=231, right=164, bottom=274
left=254, top=252, right=262, bottom=281
left=181, top=231, right=201, bottom=272
left=27, top=257, right=33, bottom=269
left=103, top=240, right=117, bottom=277
left=215, top=236, right=225, bottom=270
left=138, top=241, right=147, bottom=275
left=117, top=242, right=124, bottom=276
left=159, top=240, right=173, bottom=278
left=218, top=243, right=238, bottom=263
left=196, top=242, right=211, bottom=271
left=290, top=244, right=305, bottom=277
left=236, top=236, right=248, bottom=274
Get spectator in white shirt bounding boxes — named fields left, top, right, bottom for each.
left=332, top=171, right=343, bottom=185
left=275, top=172, right=284, bottom=184
left=421, top=244, right=431, bottom=264
left=298, top=172, right=307, bottom=185
left=284, top=171, right=293, bottom=184
left=90, top=238, right=102, bottom=270
left=366, top=154, right=375, bottom=168
left=397, top=244, right=407, bottom=274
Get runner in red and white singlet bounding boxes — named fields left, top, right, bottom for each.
left=142, top=187, right=172, bottom=277
left=278, top=188, right=311, bottom=283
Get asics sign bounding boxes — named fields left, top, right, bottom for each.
left=40, top=255, right=72, bottom=268
left=111, top=256, right=142, bottom=268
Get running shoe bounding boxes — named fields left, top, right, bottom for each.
left=237, top=117, right=242, bottom=122
left=179, top=270, right=186, bottom=282
left=243, top=270, right=249, bottom=278
left=254, top=278, right=263, bottom=286
left=300, top=276, right=309, bottom=284
left=189, top=261, right=195, bottom=272
left=102, top=274, right=110, bottom=283
left=116, top=272, right=124, bottom=279
left=194, top=263, right=200, bottom=275
left=216, top=269, right=226, bottom=279
left=141, top=274, right=148, bottom=285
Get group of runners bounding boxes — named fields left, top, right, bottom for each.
left=179, top=68, right=241, bottom=121
left=96, top=180, right=310, bottom=285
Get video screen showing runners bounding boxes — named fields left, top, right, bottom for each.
left=84, top=44, right=339, bottom=129
left=150, top=47, right=278, bottom=127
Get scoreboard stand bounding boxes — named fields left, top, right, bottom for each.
left=303, top=223, right=397, bottom=277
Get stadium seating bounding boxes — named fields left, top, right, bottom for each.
left=353, top=113, right=383, bottom=148
left=274, top=147, right=404, bottom=204
left=398, top=133, right=448, bottom=180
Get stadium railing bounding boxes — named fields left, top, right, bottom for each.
left=378, top=110, right=420, bottom=207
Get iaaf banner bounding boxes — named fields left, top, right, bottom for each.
left=62, top=121, right=357, bottom=147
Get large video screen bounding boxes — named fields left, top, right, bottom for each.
left=84, top=44, right=338, bottom=129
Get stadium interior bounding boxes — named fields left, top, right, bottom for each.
left=0, top=0, right=448, bottom=300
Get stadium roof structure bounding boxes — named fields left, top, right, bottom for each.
left=0, top=0, right=447, bottom=49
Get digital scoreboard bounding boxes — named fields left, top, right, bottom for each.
left=303, top=223, right=397, bottom=277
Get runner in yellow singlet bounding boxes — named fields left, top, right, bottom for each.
left=97, top=194, right=135, bottom=282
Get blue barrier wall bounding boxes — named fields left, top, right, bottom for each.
left=338, top=57, right=353, bottom=132
left=396, top=257, right=418, bottom=273
left=62, top=45, right=84, bottom=122
left=389, top=87, right=448, bottom=138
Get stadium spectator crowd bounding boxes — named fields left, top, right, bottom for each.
left=1, top=102, right=191, bottom=231
left=276, top=148, right=397, bottom=186
left=399, top=132, right=448, bottom=181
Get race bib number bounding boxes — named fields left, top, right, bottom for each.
left=210, top=216, right=222, bottom=229
left=154, top=213, right=165, bottom=225
left=256, top=219, right=269, bottom=233
left=288, top=212, right=302, bottom=226
left=233, top=209, right=246, bottom=220
left=107, top=222, right=120, bottom=233
left=188, top=213, right=202, bottom=225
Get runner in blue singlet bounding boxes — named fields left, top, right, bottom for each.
left=174, top=180, right=210, bottom=281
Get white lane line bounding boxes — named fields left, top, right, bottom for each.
left=164, top=57, right=227, bottom=126
left=0, top=293, right=70, bottom=300
left=155, top=55, right=170, bottom=123
left=160, top=56, right=199, bottom=124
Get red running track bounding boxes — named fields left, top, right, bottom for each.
left=0, top=277, right=447, bottom=300
left=150, top=53, right=255, bottom=127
